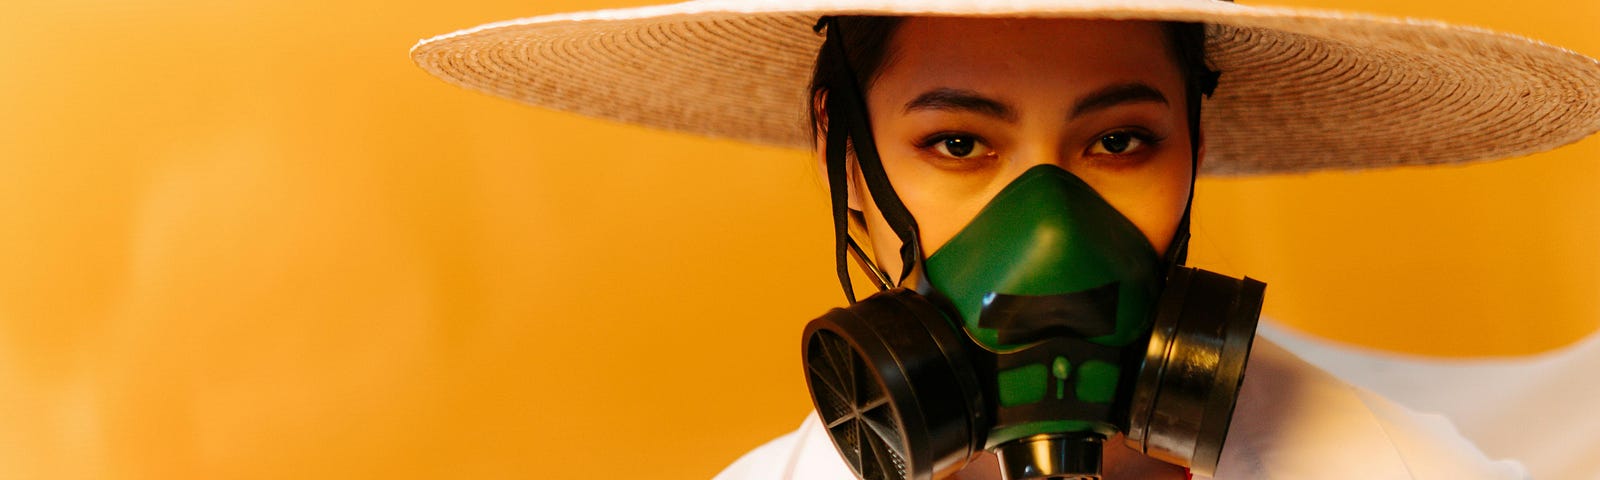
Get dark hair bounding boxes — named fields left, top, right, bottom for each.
left=806, top=17, right=1215, bottom=144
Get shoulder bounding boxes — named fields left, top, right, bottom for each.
left=714, top=428, right=798, bottom=480
left=714, top=412, right=852, bottom=480
left=1209, top=337, right=1528, bottom=479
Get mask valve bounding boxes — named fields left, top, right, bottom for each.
left=994, top=432, right=1103, bottom=480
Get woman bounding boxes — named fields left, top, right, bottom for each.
left=411, top=0, right=1600, bottom=478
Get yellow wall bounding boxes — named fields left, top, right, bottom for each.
left=0, top=0, right=1594, bottom=478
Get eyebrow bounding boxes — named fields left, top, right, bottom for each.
left=903, top=88, right=1018, bottom=123
left=1070, top=82, right=1169, bottom=119
left=902, top=82, right=1170, bottom=123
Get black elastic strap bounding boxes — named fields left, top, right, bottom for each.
left=1162, top=35, right=1221, bottom=271
left=818, top=18, right=924, bottom=290
left=1161, top=108, right=1199, bottom=269
left=824, top=82, right=857, bottom=303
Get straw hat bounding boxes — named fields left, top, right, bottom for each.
left=410, top=0, right=1600, bottom=175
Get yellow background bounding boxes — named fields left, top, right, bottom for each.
left=0, top=0, right=1595, bottom=478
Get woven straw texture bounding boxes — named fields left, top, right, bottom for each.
left=411, top=0, right=1600, bottom=175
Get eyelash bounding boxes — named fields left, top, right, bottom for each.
left=917, top=132, right=974, bottom=149
left=908, top=126, right=1171, bottom=171
left=1086, top=128, right=1166, bottom=158
left=915, top=132, right=996, bottom=168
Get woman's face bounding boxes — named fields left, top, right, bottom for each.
left=841, top=17, right=1197, bottom=279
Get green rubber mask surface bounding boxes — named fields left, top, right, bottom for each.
left=924, top=164, right=1163, bottom=350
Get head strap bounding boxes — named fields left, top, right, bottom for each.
left=1163, top=23, right=1220, bottom=272
left=817, top=17, right=925, bottom=302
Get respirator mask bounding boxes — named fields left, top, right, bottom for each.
left=801, top=18, right=1264, bottom=480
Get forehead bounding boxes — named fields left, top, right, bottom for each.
left=876, top=17, right=1182, bottom=97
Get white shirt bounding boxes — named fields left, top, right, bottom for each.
left=715, top=337, right=1528, bottom=480
left=1264, top=323, right=1600, bottom=480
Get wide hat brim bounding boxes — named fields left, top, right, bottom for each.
left=411, top=0, right=1600, bottom=175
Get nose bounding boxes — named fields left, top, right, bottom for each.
left=1005, top=136, right=1078, bottom=180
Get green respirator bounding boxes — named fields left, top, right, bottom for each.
left=801, top=18, right=1263, bottom=480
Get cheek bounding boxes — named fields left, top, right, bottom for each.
left=1076, top=154, right=1193, bottom=256
left=854, top=165, right=987, bottom=280
left=1117, top=184, right=1188, bottom=256
left=873, top=146, right=1001, bottom=256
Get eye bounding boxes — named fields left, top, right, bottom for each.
left=1086, top=131, right=1157, bottom=156
left=924, top=134, right=994, bottom=160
